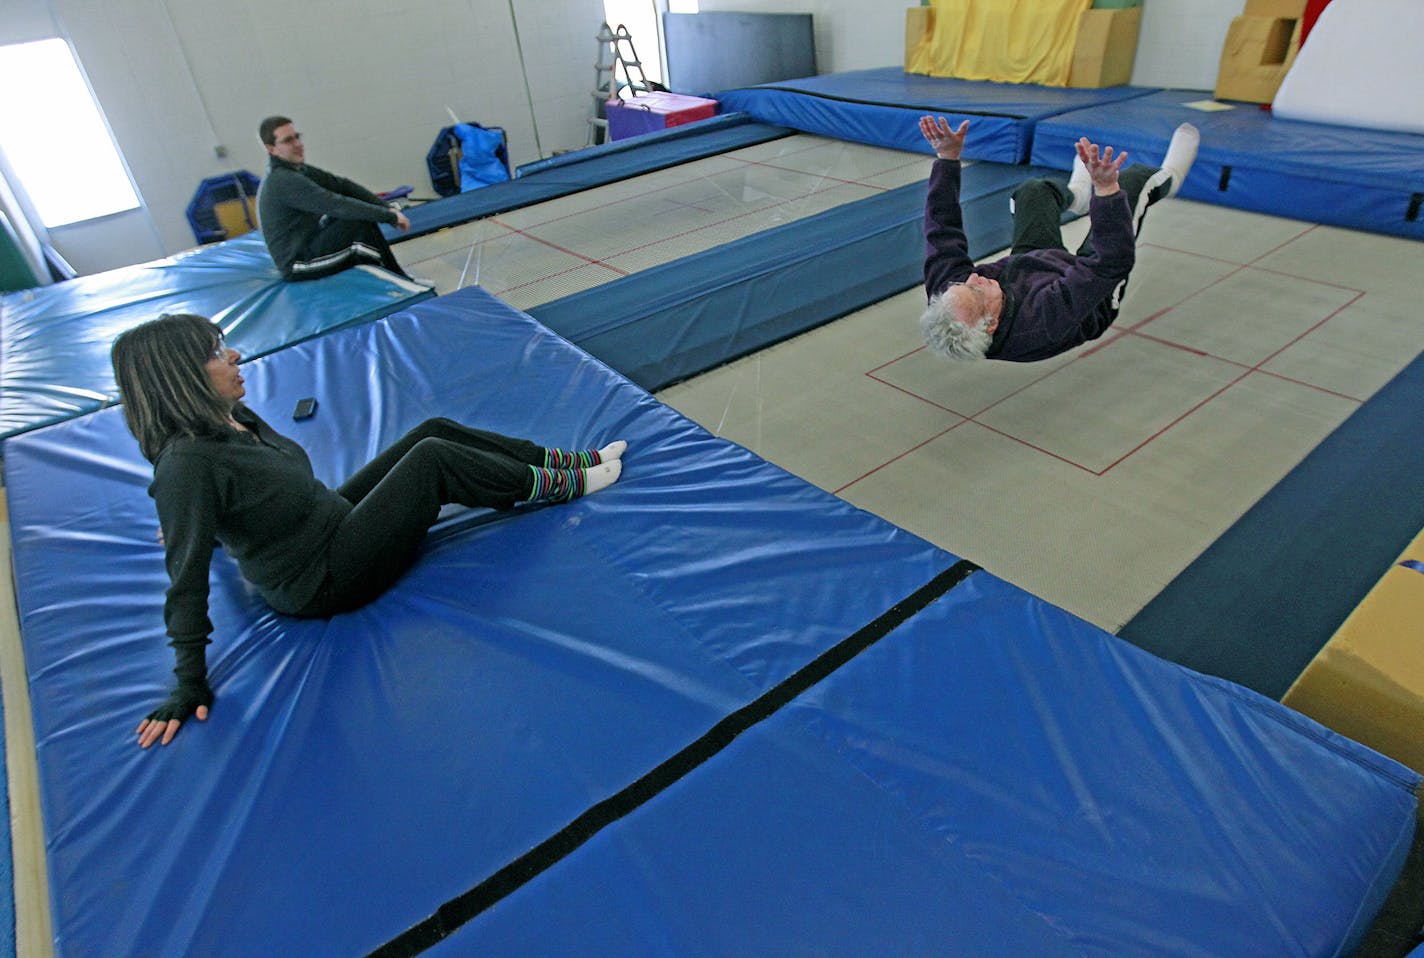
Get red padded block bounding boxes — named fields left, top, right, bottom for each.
left=607, top=92, right=719, bottom=140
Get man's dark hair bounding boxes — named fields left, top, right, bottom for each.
left=258, top=115, right=293, bottom=147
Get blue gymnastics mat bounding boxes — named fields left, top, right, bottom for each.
left=0, top=233, right=431, bottom=440
left=392, top=115, right=792, bottom=240
left=5, top=287, right=1417, bottom=957
left=717, top=67, right=1158, bottom=163
left=1030, top=89, right=1424, bottom=240
left=530, top=159, right=1056, bottom=390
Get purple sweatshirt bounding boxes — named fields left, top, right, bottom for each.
left=923, top=159, right=1136, bottom=362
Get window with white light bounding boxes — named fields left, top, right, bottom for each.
left=603, top=1, right=683, bottom=83
left=0, top=38, right=140, bottom=228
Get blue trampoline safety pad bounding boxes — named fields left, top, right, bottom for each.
left=1030, top=89, right=1424, bottom=240
left=0, top=233, right=431, bottom=439
left=6, top=287, right=1418, bottom=957
left=717, top=67, right=1156, bottom=163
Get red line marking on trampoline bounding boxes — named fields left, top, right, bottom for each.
left=737, top=158, right=892, bottom=190
left=1133, top=244, right=1367, bottom=297
left=1246, top=222, right=1322, bottom=265
left=489, top=224, right=628, bottom=271
left=1093, top=369, right=1254, bottom=474
left=492, top=261, right=627, bottom=298
left=832, top=420, right=972, bottom=494
left=593, top=181, right=873, bottom=261
left=851, top=279, right=1369, bottom=487
left=866, top=344, right=933, bottom=376
left=864, top=365, right=956, bottom=411
left=1126, top=263, right=1249, bottom=337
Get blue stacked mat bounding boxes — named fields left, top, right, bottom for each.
left=0, top=233, right=431, bottom=440
left=1030, top=89, right=1424, bottom=240
left=717, top=67, right=1157, bottom=163
left=4, top=287, right=1416, bottom=957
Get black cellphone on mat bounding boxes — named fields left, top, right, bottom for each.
left=292, top=397, right=318, bottom=420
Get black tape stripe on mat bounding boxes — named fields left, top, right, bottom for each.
left=1407, top=193, right=1422, bottom=222
left=367, top=558, right=981, bottom=958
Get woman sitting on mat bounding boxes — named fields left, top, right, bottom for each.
left=111, top=313, right=626, bottom=749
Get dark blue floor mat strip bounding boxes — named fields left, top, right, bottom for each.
left=529, top=161, right=1055, bottom=391
left=394, top=116, right=792, bottom=240
left=1120, top=348, right=1424, bottom=699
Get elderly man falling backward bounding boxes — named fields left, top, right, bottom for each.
left=918, top=115, right=1199, bottom=362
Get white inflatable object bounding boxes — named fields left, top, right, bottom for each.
left=1272, top=0, right=1424, bottom=134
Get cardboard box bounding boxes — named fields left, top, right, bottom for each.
left=1244, top=0, right=1307, bottom=18
left=905, top=4, right=1141, bottom=89
left=1068, top=6, right=1142, bottom=88
left=906, top=5, right=932, bottom=69
left=1283, top=558, right=1424, bottom=775
left=606, top=92, right=718, bottom=141
left=1214, top=0, right=1305, bottom=103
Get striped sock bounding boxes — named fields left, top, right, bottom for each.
left=543, top=448, right=602, bottom=470
left=526, top=466, right=585, bottom=502
left=543, top=440, right=627, bottom=470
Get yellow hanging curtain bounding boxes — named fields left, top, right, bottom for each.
left=908, top=0, right=1092, bottom=86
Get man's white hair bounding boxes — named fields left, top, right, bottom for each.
left=920, top=287, right=992, bottom=360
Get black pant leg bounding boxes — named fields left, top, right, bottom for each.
left=336, top=418, right=544, bottom=505
left=1009, top=178, right=1072, bottom=255
left=291, top=219, right=405, bottom=280
left=1075, top=164, right=1170, bottom=254
left=304, top=436, right=537, bottom=615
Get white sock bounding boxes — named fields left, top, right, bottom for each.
left=1160, top=123, right=1200, bottom=198
left=598, top=439, right=627, bottom=462
left=582, top=459, right=621, bottom=496
left=1067, top=155, right=1092, bottom=215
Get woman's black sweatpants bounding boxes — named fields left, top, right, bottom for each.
left=296, top=418, right=542, bottom=616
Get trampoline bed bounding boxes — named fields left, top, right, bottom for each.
left=0, top=233, right=432, bottom=440
left=716, top=66, right=1158, bottom=163
left=528, top=159, right=1059, bottom=390
left=1029, top=88, right=1424, bottom=240
left=394, top=115, right=794, bottom=241
left=5, top=287, right=1417, bottom=957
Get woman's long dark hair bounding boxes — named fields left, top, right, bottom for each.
left=111, top=313, right=236, bottom=462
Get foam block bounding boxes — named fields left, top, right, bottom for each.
left=1273, top=0, right=1424, bottom=134
left=1284, top=529, right=1424, bottom=774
